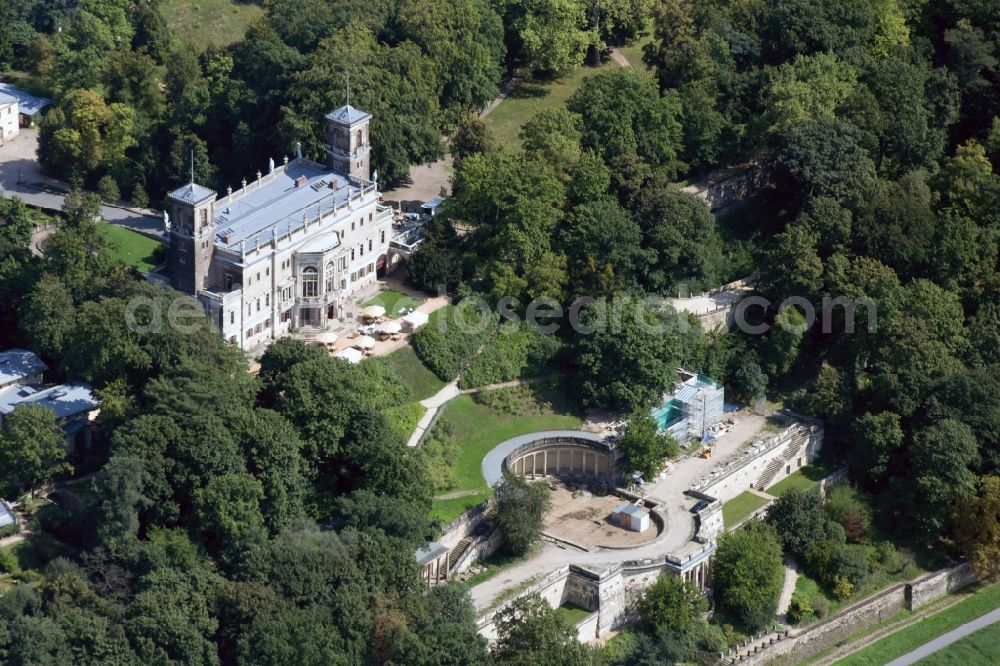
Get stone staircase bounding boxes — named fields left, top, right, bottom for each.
left=721, top=627, right=790, bottom=664
left=755, top=459, right=784, bottom=491
left=754, top=427, right=809, bottom=491
left=448, top=536, right=473, bottom=571
left=448, top=503, right=498, bottom=575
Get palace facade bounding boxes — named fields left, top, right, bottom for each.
left=165, top=104, right=393, bottom=349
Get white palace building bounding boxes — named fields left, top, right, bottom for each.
left=165, top=103, right=393, bottom=349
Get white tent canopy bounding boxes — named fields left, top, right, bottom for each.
left=363, top=305, right=386, bottom=318
left=354, top=335, right=377, bottom=349
left=335, top=347, right=363, bottom=364
left=380, top=320, right=402, bottom=335
left=403, top=310, right=429, bottom=329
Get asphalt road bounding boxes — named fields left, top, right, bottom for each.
left=0, top=129, right=163, bottom=235
left=883, top=606, right=1000, bottom=666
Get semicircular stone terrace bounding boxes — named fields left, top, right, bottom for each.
left=481, top=431, right=616, bottom=489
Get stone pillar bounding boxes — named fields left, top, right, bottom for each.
left=544, top=449, right=548, bottom=477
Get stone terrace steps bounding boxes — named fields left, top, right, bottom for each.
left=448, top=503, right=497, bottom=573
left=721, top=628, right=790, bottom=664
left=755, top=458, right=784, bottom=492
left=784, top=429, right=808, bottom=460
left=448, top=537, right=472, bottom=572
left=755, top=427, right=810, bottom=490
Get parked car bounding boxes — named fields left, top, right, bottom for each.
left=690, top=500, right=709, bottom=513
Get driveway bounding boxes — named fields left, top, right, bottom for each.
left=0, top=130, right=163, bottom=235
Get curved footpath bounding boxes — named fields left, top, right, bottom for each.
left=480, top=430, right=607, bottom=487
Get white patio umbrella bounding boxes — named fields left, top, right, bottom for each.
left=380, top=320, right=402, bottom=335
left=354, top=335, right=377, bottom=349
left=316, top=329, right=338, bottom=345
left=335, top=347, right=363, bottom=364
left=363, top=305, right=386, bottom=319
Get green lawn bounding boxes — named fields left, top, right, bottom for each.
left=161, top=0, right=264, bottom=52
left=429, top=491, right=492, bottom=522
left=555, top=602, right=593, bottom=626
left=616, top=19, right=655, bottom=70
left=383, top=401, right=425, bottom=442
left=836, top=582, right=1000, bottom=666
left=722, top=491, right=770, bottom=527
left=364, top=289, right=423, bottom=318
left=767, top=459, right=842, bottom=496
left=429, top=393, right=583, bottom=522
left=918, top=620, right=1000, bottom=665
left=485, top=61, right=618, bottom=148
left=98, top=224, right=162, bottom=272
left=383, top=347, right=445, bottom=400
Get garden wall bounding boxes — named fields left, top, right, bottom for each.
left=727, top=562, right=978, bottom=664
left=437, top=499, right=492, bottom=552
left=692, top=420, right=823, bottom=502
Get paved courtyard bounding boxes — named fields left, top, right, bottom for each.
left=543, top=485, right=660, bottom=548
left=468, top=413, right=768, bottom=611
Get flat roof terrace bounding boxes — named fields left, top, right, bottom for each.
left=211, top=160, right=356, bottom=251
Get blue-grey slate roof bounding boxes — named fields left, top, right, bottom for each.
left=168, top=182, right=217, bottom=205
left=325, top=104, right=371, bottom=126
left=0, top=83, right=51, bottom=116
left=213, top=160, right=353, bottom=251
left=0, top=93, right=17, bottom=106
left=0, top=500, right=15, bottom=528
left=0, top=382, right=100, bottom=419
left=0, top=349, right=48, bottom=386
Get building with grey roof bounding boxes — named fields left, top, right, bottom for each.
left=166, top=104, right=393, bottom=349
left=0, top=500, right=17, bottom=533
left=0, top=91, right=18, bottom=143
left=0, top=352, right=101, bottom=455
left=0, top=349, right=48, bottom=391
left=0, top=83, right=51, bottom=138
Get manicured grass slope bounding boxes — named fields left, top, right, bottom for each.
left=429, top=394, right=582, bottom=521
left=767, top=459, right=842, bottom=496
left=98, top=223, right=162, bottom=272
left=722, top=491, right=769, bottom=526
left=836, top=583, right=1000, bottom=666
left=484, top=61, right=617, bottom=148
left=555, top=602, right=593, bottom=626
left=383, top=347, right=445, bottom=401
left=616, top=19, right=655, bottom=70
left=161, top=0, right=264, bottom=52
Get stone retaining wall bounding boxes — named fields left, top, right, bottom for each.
left=692, top=420, right=823, bottom=502
left=729, top=562, right=977, bottom=665
left=437, top=499, right=492, bottom=552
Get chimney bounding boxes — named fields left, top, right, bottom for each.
left=294, top=176, right=307, bottom=188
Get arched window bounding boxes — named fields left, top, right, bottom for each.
left=301, top=266, right=318, bottom=297
left=325, top=261, right=336, bottom=293
left=356, top=129, right=363, bottom=147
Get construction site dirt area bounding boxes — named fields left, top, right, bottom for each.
left=542, top=485, right=662, bottom=548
